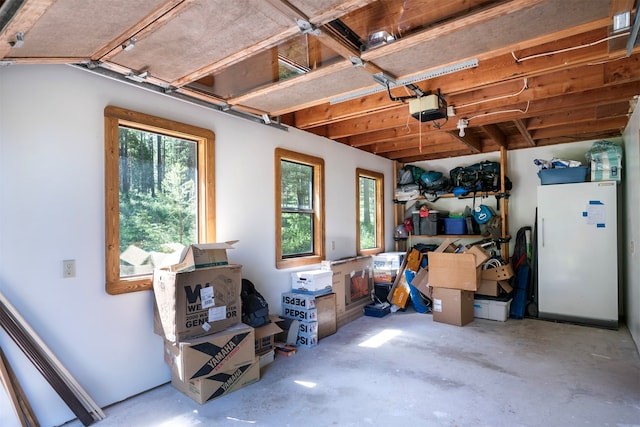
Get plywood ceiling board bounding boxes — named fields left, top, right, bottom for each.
left=239, top=66, right=377, bottom=114
left=109, top=0, right=295, bottom=82
left=371, top=0, right=609, bottom=80
left=6, top=0, right=167, bottom=58
left=290, top=0, right=379, bottom=24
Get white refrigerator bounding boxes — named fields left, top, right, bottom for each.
left=536, top=181, right=619, bottom=328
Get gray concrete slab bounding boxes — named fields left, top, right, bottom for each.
left=61, top=310, right=640, bottom=427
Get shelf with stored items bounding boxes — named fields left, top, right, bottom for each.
left=393, top=147, right=511, bottom=259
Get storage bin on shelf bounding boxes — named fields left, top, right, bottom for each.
left=538, top=166, right=588, bottom=185
left=444, top=217, right=466, bottom=234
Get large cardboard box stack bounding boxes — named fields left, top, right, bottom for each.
left=153, top=243, right=260, bottom=404
left=321, top=256, right=373, bottom=327
left=427, top=240, right=489, bottom=326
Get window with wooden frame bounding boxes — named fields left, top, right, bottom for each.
left=356, top=168, right=384, bottom=255
left=104, top=106, right=215, bottom=294
left=275, top=148, right=325, bottom=269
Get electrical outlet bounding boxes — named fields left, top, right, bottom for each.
left=63, top=259, right=76, bottom=278
left=331, top=241, right=336, bottom=250
left=631, top=241, right=635, bottom=255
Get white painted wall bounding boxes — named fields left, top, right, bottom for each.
left=0, top=64, right=394, bottom=427
left=623, top=104, right=640, bottom=351
left=1, top=64, right=638, bottom=426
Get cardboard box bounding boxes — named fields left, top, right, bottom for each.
left=321, top=256, right=373, bottom=324
left=259, top=349, right=275, bottom=369
left=373, top=268, right=395, bottom=284
left=434, top=238, right=458, bottom=253
left=171, top=359, right=260, bottom=404
left=254, top=320, right=283, bottom=356
left=282, top=306, right=318, bottom=322
left=427, top=252, right=481, bottom=291
left=432, top=288, right=474, bottom=326
left=282, top=292, right=316, bottom=309
left=297, top=332, right=318, bottom=348
left=298, top=321, right=318, bottom=335
left=388, top=272, right=411, bottom=308
left=153, top=264, right=242, bottom=342
left=315, top=292, right=337, bottom=339
left=168, top=242, right=237, bottom=273
left=463, top=246, right=490, bottom=267
left=164, top=323, right=255, bottom=382
left=474, top=298, right=512, bottom=321
left=409, top=267, right=432, bottom=300
left=291, top=270, right=333, bottom=292
left=478, top=264, right=514, bottom=296
left=372, top=252, right=405, bottom=271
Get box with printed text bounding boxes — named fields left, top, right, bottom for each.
left=164, top=323, right=255, bottom=382
left=153, top=264, right=242, bottom=343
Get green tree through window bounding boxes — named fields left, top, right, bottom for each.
left=105, top=106, right=215, bottom=294
left=356, top=168, right=384, bottom=255
left=118, top=127, right=198, bottom=277
left=275, top=148, right=324, bottom=269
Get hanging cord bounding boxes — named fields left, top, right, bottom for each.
left=456, top=78, right=528, bottom=109
left=467, top=101, right=530, bottom=121
left=511, top=32, right=629, bottom=63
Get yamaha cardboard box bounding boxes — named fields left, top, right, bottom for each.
left=432, top=287, right=474, bottom=326
left=153, top=264, right=242, bottom=343
left=164, top=323, right=255, bottom=382
left=171, top=358, right=260, bottom=404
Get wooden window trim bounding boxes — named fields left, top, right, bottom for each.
left=275, top=147, right=325, bottom=269
left=104, top=106, right=215, bottom=294
left=356, top=168, right=385, bottom=256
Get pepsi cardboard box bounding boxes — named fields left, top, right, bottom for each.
left=164, top=323, right=255, bottom=382
left=297, top=331, right=318, bottom=348
left=282, top=292, right=316, bottom=309
left=298, top=320, right=318, bottom=336
left=282, top=305, right=318, bottom=322
left=171, top=358, right=260, bottom=404
left=153, top=264, right=242, bottom=343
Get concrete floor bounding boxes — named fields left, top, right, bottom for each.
left=63, top=308, right=640, bottom=427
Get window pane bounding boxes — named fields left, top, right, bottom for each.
left=359, top=176, right=377, bottom=249
left=185, top=33, right=342, bottom=99
left=281, top=160, right=313, bottom=210
left=281, top=212, right=313, bottom=256
left=118, top=126, right=198, bottom=277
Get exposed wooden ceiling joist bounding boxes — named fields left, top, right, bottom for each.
left=1, top=0, right=637, bottom=162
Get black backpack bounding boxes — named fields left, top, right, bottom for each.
left=241, top=278, right=270, bottom=328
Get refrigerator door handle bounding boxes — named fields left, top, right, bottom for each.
left=541, top=218, right=545, bottom=247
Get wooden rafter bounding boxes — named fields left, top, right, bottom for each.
left=514, top=119, right=536, bottom=146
